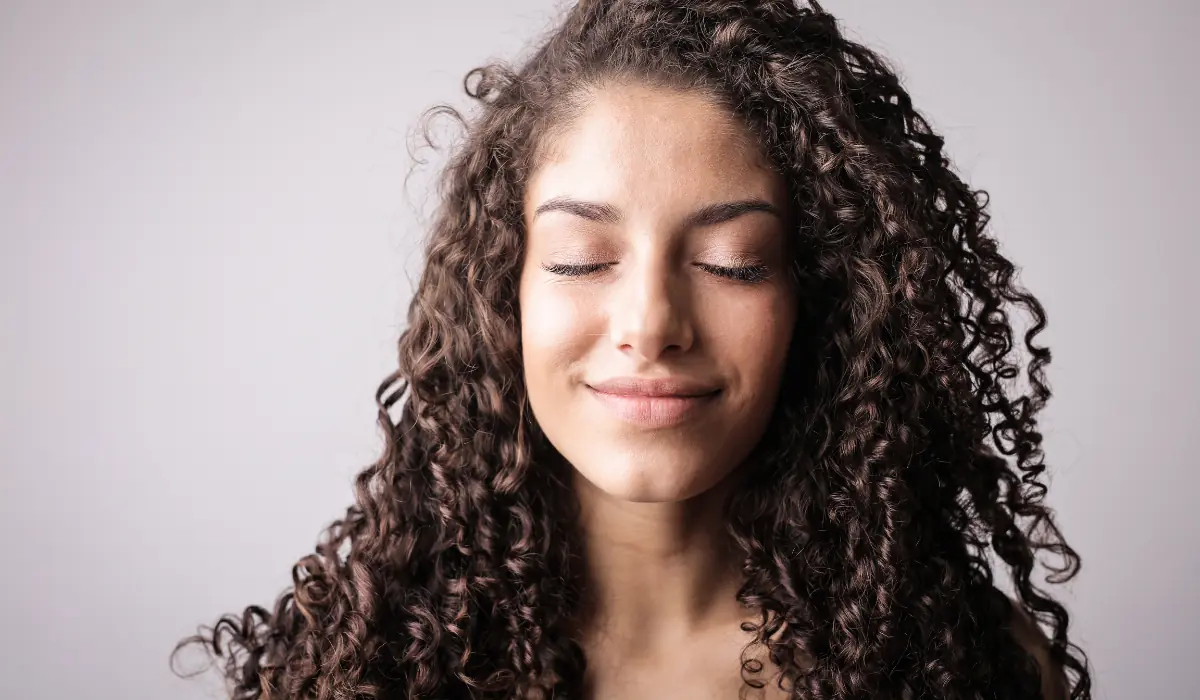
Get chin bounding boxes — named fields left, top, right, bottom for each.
left=572, top=455, right=729, bottom=503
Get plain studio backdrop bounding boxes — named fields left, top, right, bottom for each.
left=1, top=1, right=1196, bottom=698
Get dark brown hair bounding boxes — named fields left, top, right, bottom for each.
left=173, top=1, right=1092, bottom=698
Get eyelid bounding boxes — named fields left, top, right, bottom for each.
left=708, top=250, right=768, bottom=267
left=695, top=261, right=771, bottom=283
left=541, top=261, right=609, bottom=276
left=542, top=247, right=768, bottom=266
left=540, top=260, right=771, bottom=284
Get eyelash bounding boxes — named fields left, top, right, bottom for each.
left=540, top=262, right=771, bottom=284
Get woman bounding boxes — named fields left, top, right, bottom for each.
left=174, top=1, right=1092, bottom=698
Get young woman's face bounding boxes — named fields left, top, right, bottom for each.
left=519, top=81, right=797, bottom=503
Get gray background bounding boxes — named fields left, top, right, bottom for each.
left=2, top=1, right=1196, bottom=698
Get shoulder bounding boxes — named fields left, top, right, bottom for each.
left=1005, top=595, right=1070, bottom=700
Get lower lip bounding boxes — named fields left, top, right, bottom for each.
left=588, top=388, right=719, bottom=428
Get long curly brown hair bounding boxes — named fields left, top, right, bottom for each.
left=172, top=1, right=1093, bottom=698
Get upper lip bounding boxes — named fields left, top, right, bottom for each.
left=587, top=376, right=721, bottom=397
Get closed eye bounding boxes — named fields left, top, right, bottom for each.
left=540, top=262, right=771, bottom=284
left=541, top=262, right=609, bottom=276
left=695, top=263, right=770, bottom=283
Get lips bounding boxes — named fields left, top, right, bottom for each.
left=586, top=375, right=721, bottom=398
left=587, top=386, right=720, bottom=428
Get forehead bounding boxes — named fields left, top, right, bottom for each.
left=524, top=83, right=783, bottom=218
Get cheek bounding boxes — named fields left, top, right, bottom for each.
left=519, top=284, right=599, bottom=382
left=712, top=288, right=795, bottom=346
left=758, top=299, right=797, bottom=383
left=749, top=300, right=795, bottom=369
left=716, top=294, right=796, bottom=405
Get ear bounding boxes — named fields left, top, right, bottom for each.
left=1007, top=596, right=1070, bottom=700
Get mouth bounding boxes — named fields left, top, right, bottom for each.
left=587, top=387, right=720, bottom=428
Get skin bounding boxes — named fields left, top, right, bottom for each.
left=519, top=81, right=797, bottom=697
left=517, top=80, right=1067, bottom=699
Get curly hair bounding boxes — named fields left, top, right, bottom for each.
left=172, top=1, right=1093, bottom=698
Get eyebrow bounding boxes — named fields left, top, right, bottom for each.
left=531, top=196, right=783, bottom=229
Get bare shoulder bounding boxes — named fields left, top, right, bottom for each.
left=1006, top=595, right=1071, bottom=700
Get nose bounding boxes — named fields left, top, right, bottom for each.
left=608, top=255, right=695, bottom=362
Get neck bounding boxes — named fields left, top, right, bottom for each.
left=569, top=468, right=751, bottom=657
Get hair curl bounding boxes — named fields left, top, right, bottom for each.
left=173, top=1, right=1093, bottom=698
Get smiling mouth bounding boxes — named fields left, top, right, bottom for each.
left=588, top=387, right=720, bottom=428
